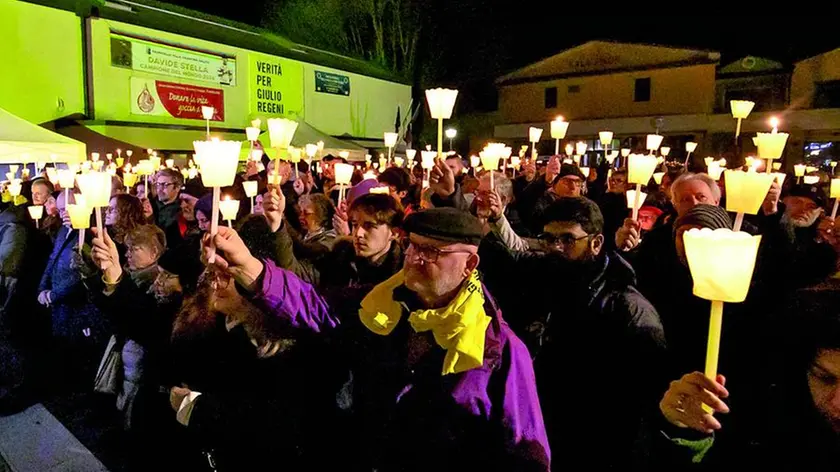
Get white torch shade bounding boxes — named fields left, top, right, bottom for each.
left=126, top=150, right=133, bottom=158
left=625, top=190, right=648, bottom=209
left=243, top=181, right=258, bottom=198
left=149, top=156, right=161, bottom=171
left=470, top=155, right=480, bottom=168
left=81, top=161, right=91, bottom=172
left=803, top=175, right=820, bottom=185
left=267, top=118, right=299, bottom=149
left=384, top=132, right=399, bottom=148
left=598, top=131, right=614, bottom=147
left=365, top=154, right=372, bottom=163
left=575, top=141, right=588, bottom=156
left=116, top=157, right=125, bottom=167
left=656, top=156, right=665, bottom=165
left=76, top=171, right=112, bottom=207
left=621, top=148, right=631, bottom=157
left=729, top=100, right=755, bottom=119
left=806, top=166, right=818, bottom=174
left=378, top=157, right=387, bottom=169
left=67, top=200, right=91, bottom=229
left=92, top=161, right=105, bottom=172
left=510, top=155, right=521, bottom=169
left=563, top=158, right=573, bottom=165
left=646, top=134, right=664, bottom=152
left=339, top=151, right=350, bottom=159
left=420, top=151, right=437, bottom=170
left=831, top=179, right=840, bottom=198
left=5, top=172, right=14, bottom=181
left=106, top=165, right=117, bottom=177
left=246, top=127, right=261, bottom=142
left=772, top=172, right=786, bottom=187
left=580, top=167, right=590, bottom=178
left=180, top=169, right=190, bottom=180
left=755, top=132, right=789, bottom=159
left=609, top=150, right=619, bottom=159
left=627, top=154, right=658, bottom=185
left=288, top=147, right=302, bottom=163
left=707, top=162, right=725, bottom=180
left=550, top=117, right=569, bottom=139
left=201, top=106, right=215, bottom=120
left=251, top=119, right=261, bottom=129
left=57, top=169, right=76, bottom=189
left=369, top=186, right=391, bottom=195
left=660, top=146, right=671, bottom=157
left=90, top=154, right=99, bottom=163
left=334, top=163, right=354, bottom=185
left=189, top=168, right=199, bottom=179
left=363, top=170, right=377, bottom=180
left=317, top=141, right=325, bottom=152
left=605, top=154, right=616, bottom=165
left=305, top=144, right=318, bottom=158
left=529, top=127, right=543, bottom=143
left=445, top=128, right=457, bottom=139
left=572, top=155, right=581, bottom=165
left=135, top=160, right=154, bottom=176
left=406, top=149, right=417, bottom=161
left=394, top=157, right=405, bottom=168
left=8, top=180, right=22, bottom=197
left=165, top=159, right=175, bottom=169
left=46, top=168, right=58, bottom=185
left=686, top=142, right=698, bottom=153
left=219, top=197, right=240, bottom=222
left=724, top=170, right=775, bottom=215
left=653, top=172, right=665, bottom=184
left=425, top=88, right=459, bottom=119
left=794, top=164, right=807, bottom=177
left=193, top=140, right=242, bottom=187
left=704, top=157, right=716, bottom=167
left=683, top=228, right=761, bottom=303
left=564, top=143, right=574, bottom=156
left=831, top=161, right=838, bottom=168
left=28, top=205, right=44, bottom=220
left=479, top=151, right=501, bottom=171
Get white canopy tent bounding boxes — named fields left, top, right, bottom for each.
left=0, top=106, right=86, bottom=164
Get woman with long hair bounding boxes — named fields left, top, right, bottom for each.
left=105, top=194, right=146, bottom=247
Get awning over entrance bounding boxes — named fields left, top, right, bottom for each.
left=0, top=107, right=86, bottom=163
left=58, top=120, right=369, bottom=162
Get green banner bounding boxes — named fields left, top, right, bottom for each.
left=315, top=70, right=350, bottom=96
left=249, top=52, right=304, bottom=118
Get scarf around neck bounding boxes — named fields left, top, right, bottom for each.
left=359, top=269, right=491, bottom=375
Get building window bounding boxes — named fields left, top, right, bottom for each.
left=634, top=78, right=651, bottom=102
left=544, top=87, right=558, bottom=109
left=568, top=85, right=580, bottom=94
left=815, top=81, right=840, bottom=108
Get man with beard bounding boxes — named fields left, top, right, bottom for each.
left=477, top=196, right=666, bottom=468
left=776, top=183, right=839, bottom=286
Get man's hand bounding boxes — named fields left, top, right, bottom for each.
left=262, top=188, right=285, bottom=233
left=615, top=218, right=641, bottom=251
left=487, top=190, right=504, bottom=221
left=201, top=226, right=264, bottom=292
left=429, top=159, right=455, bottom=198
left=544, top=156, right=561, bottom=184
left=293, top=178, right=305, bottom=196
left=762, top=180, right=781, bottom=216
left=523, top=160, right=537, bottom=182
left=817, top=215, right=838, bottom=247
left=660, top=372, right=729, bottom=434
left=37, top=290, right=52, bottom=307
left=245, top=160, right=259, bottom=178
left=91, top=227, right=122, bottom=284
left=169, top=386, right=191, bottom=412
left=333, top=200, right=350, bottom=236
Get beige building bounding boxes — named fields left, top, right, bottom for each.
left=492, top=41, right=840, bottom=167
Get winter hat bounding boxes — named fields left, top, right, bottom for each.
left=347, top=179, right=380, bottom=206
left=194, top=193, right=214, bottom=220
left=404, top=207, right=484, bottom=246
left=786, top=183, right=826, bottom=208
left=673, top=204, right=732, bottom=233
left=558, top=163, right=586, bottom=180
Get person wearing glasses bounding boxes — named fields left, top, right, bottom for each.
left=528, top=163, right=586, bottom=235
left=179, top=207, right=550, bottom=471
left=151, top=168, right=183, bottom=237
left=478, top=196, right=666, bottom=469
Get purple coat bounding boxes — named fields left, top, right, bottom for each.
left=252, top=259, right=550, bottom=471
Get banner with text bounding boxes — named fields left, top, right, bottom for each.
left=315, top=70, right=350, bottom=96
left=130, top=77, right=224, bottom=121
left=248, top=52, right=304, bottom=118
left=112, top=33, right=236, bottom=86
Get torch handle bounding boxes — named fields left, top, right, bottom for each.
left=733, top=212, right=745, bottom=232
left=78, top=228, right=84, bottom=254
left=208, top=186, right=220, bottom=264
left=251, top=196, right=255, bottom=214
left=735, top=118, right=742, bottom=142
left=490, top=170, right=494, bottom=191
left=437, top=119, right=443, bottom=161
left=703, top=300, right=725, bottom=413
left=555, top=139, right=559, bottom=156
left=833, top=199, right=839, bottom=220
left=95, top=206, right=103, bottom=236
left=632, top=183, right=642, bottom=221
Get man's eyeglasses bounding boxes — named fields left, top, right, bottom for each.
left=537, top=232, right=590, bottom=249
left=155, top=181, right=176, bottom=189
left=402, top=238, right=474, bottom=263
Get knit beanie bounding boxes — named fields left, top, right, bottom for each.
left=673, top=204, right=732, bottom=234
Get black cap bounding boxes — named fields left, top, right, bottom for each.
left=558, top=163, right=585, bottom=180
left=404, top=208, right=484, bottom=246
left=787, top=183, right=826, bottom=207
left=673, top=204, right=732, bottom=232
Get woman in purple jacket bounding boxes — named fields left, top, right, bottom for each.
left=176, top=207, right=551, bottom=471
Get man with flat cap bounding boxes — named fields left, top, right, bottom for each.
left=192, top=208, right=551, bottom=471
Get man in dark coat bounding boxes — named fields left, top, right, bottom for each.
left=152, top=168, right=183, bottom=237
left=37, top=191, right=107, bottom=392
left=478, top=196, right=667, bottom=468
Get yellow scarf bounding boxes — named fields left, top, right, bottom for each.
left=1, top=191, right=26, bottom=206
left=359, top=270, right=491, bottom=375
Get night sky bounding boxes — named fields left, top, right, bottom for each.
left=166, top=1, right=832, bottom=112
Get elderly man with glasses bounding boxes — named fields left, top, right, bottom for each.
left=183, top=207, right=551, bottom=471
left=151, top=168, right=183, bottom=237
left=478, top=196, right=666, bottom=469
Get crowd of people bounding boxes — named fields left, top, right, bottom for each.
left=0, top=145, right=839, bottom=470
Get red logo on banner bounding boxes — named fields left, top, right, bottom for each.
left=155, top=81, right=224, bottom=121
